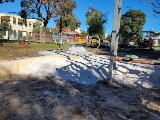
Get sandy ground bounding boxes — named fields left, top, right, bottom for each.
left=0, top=75, right=160, bottom=120
left=0, top=45, right=160, bottom=120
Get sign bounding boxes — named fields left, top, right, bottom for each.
left=52, top=35, right=69, bottom=40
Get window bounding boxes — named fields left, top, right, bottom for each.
left=13, top=21, right=16, bottom=24
left=158, top=39, right=160, bottom=44
left=18, top=22, right=22, bottom=26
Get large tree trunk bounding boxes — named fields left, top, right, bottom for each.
left=41, top=27, right=46, bottom=43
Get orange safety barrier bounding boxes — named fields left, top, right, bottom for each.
left=113, top=57, right=160, bottom=65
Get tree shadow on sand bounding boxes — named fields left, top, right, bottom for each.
left=0, top=75, right=160, bottom=120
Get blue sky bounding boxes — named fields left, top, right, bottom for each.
left=0, top=0, right=159, bottom=34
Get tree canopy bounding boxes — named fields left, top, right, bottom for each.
left=106, top=34, right=112, bottom=42
left=54, top=0, right=81, bottom=33
left=81, top=30, right=87, bottom=36
left=19, top=0, right=80, bottom=29
left=86, top=7, right=108, bottom=39
left=19, top=0, right=55, bottom=27
left=19, top=0, right=80, bottom=43
left=120, top=10, right=146, bottom=36
left=0, top=22, right=12, bottom=31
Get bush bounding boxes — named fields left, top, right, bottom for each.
left=23, top=36, right=26, bottom=40
left=0, top=34, right=4, bottom=38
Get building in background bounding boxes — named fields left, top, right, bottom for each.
left=0, top=13, right=43, bottom=40
left=152, top=32, right=160, bottom=46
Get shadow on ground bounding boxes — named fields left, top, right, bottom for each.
left=0, top=75, right=160, bottom=120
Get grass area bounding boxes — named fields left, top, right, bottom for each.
left=153, top=46, right=160, bottom=48
left=0, top=42, right=70, bottom=60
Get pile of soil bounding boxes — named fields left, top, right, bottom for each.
left=0, top=75, right=160, bottom=120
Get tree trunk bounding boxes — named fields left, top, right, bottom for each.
left=41, top=27, right=46, bottom=43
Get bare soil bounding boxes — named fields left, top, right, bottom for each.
left=85, top=46, right=160, bottom=60
left=0, top=42, right=68, bottom=61
left=0, top=75, right=160, bottom=120
left=0, top=42, right=159, bottom=61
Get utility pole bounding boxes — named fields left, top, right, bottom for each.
left=86, top=5, right=91, bottom=41
left=108, top=0, right=122, bottom=83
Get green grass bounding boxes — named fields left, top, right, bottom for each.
left=29, top=43, right=70, bottom=50
left=152, top=46, right=160, bottom=51
left=0, top=42, right=70, bottom=60
left=152, top=46, right=160, bottom=48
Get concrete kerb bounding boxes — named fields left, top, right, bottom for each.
left=0, top=54, right=85, bottom=77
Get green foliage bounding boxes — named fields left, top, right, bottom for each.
left=23, top=36, right=26, bottom=40
left=81, top=31, right=87, bottom=36
left=55, top=0, right=81, bottom=32
left=20, top=0, right=81, bottom=30
left=0, top=22, right=12, bottom=31
left=0, top=34, right=4, bottom=38
left=32, top=27, right=40, bottom=34
left=32, top=27, right=53, bottom=34
left=106, top=34, right=112, bottom=42
left=86, top=7, right=108, bottom=39
left=120, top=10, right=146, bottom=36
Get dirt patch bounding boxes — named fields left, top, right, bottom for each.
left=0, top=43, right=159, bottom=61
left=85, top=46, right=160, bottom=60
left=0, top=43, right=69, bottom=61
left=0, top=75, right=159, bottom=120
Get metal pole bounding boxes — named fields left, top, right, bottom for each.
left=114, top=1, right=122, bottom=56
left=108, top=0, right=122, bottom=83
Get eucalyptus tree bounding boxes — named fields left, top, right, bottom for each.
left=0, top=22, right=12, bottom=40
left=86, top=7, right=108, bottom=39
left=19, top=0, right=56, bottom=43
left=54, top=0, right=81, bottom=35
left=81, top=31, right=87, bottom=36
left=0, top=22, right=11, bottom=31
left=19, top=0, right=80, bottom=43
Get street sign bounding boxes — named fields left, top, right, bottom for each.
left=52, top=35, right=69, bottom=40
